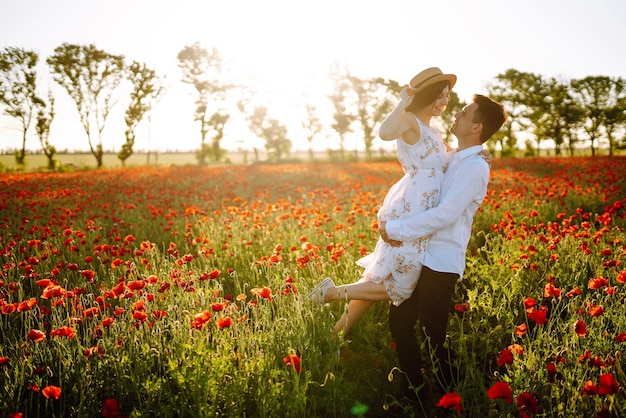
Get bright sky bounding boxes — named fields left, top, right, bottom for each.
left=1, top=0, right=625, bottom=153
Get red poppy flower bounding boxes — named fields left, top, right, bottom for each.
left=508, top=344, right=524, bottom=356
left=616, top=270, right=626, bottom=284
left=190, top=311, right=211, bottom=329
left=588, top=276, right=608, bottom=289
left=578, top=350, right=591, bottom=364
left=515, top=323, right=527, bottom=336
left=574, top=320, right=587, bottom=337
left=101, top=398, right=123, bottom=418
left=251, top=287, right=273, bottom=301
left=85, top=346, right=105, bottom=358
left=152, top=310, right=167, bottom=319
left=0, top=356, right=8, bottom=366
left=496, top=349, right=514, bottom=366
left=83, top=307, right=100, bottom=318
left=109, top=281, right=125, bottom=297
left=132, top=311, right=148, bottom=322
left=582, top=380, right=598, bottom=395
left=527, top=306, right=548, bottom=325
left=588, top=304, right=604, bottom=317
left=41, top=285, right=65, bottom=299
left=2, top=303, right=17, bottom=314
left=437, top=392, right=463, bottom=413
left=27, top=329, right=46, bottom=342
left=546, top=361, right=564, bottom=383
left=50, top=326, right=76, bottom=339
left=211, top=302, right=225, bottom=312
left=588, top=355, right=606, bottom=368
left=283, top=354, right=301, bottom=373
left=216, top=317, right=234, bottom=329
left=566, top=287, right=582, bottom=297
left=42, top=385, right=61, bottom=400
left=487, top=381, right=512, bottom=403
left=454, top=302, right=470, bottom=313
left=17, top=298, right=37, bottom=312
left=516, top=392, right=541, bottom=414
left=79, top=269, right=96, bottom=283
left=544, top=283, right=561, bottom=299
left=127, top=280, right=147, bottom=291
left=36, top=279, right=53, bottom=288
left=597, top=373, right=619, bottom=395
left=523, top=297, right=536, bottom=309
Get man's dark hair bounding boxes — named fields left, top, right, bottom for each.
left=473, top=94, right=507, bottom=143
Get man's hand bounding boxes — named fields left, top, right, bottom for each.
left=478, top=149, right=492, bottom=166
left=378, top=220, right=402, bottom=247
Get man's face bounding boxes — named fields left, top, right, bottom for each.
left=450, top=102, right=480, bottom=141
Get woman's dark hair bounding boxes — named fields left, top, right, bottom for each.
left=472, top=94, right=507, bottom=142
left=404, top=80, right=450, bottom=114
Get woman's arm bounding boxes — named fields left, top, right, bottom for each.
left=378, top=87, right=416, bottom=141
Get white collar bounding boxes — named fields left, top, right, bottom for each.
left=455, top=145, right=484, bottom=160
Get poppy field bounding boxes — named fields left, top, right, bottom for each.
left=1, top=156, right=626, bottom=417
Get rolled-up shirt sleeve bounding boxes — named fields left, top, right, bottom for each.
left=385, top=158, right=488, bottom=242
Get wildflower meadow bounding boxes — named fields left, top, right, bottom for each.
left=1, top=156, right=625, bottom=417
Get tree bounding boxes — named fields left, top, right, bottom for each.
left=570, top=76, right=616, bottom=156
left=532, top=77, right=575, bottom=156
left=237, top=101, right=266, bottom=161
left=488, top=69, right=538, bottom=156
left=0, top=47, right=44, bottom=166
left=562, top=99, right=586, bottom=157
left=601, top=77, right=625, bottom=156
left=47, top=43, right=125, bottom=168
left=35, top=91, right=56, bottom=170
left=118, top=61, right=163, bottom=166
left=615, top=90, right=626, bottom=149
left=342, top=75, right=395, bottom=160
left=262, top=118, right=291, bottom=161
left=301, top=103, right=322, bottom=160
left=177, top=43, right=234, bottom=165
left=238, top=102, right=291, bottom=161
left=328, top=65, right=355, bottom=159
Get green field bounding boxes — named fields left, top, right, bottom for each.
left=1, top=157, right=625, bottom=417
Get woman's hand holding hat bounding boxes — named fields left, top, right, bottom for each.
left=399, top=86, right=416, bottom=109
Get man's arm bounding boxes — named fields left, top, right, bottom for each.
left=384, top=159, right=489, bottom=242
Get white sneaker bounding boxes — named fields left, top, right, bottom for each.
left=306, top=277, right=335, bottom=304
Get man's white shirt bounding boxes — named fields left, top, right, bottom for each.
left=385, top=145, right=489, bottom=279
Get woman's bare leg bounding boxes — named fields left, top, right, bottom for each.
left=324, top=280, right=390, bottom=303
left=332, top=300, right=377, bottom=338
left=325, top=280, right=391, bottom=338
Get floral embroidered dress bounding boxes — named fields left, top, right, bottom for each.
left=356, top=118, right=449, bottom=305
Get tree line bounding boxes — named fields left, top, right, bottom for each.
left=1, top=43, right=624, bottom=169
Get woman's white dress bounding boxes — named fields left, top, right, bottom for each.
left=356, top=118, right=449, bottom=305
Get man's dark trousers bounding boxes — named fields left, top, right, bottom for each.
left=389, top=265, right=459, bottom=395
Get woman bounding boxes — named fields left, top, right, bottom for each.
left=308, top=67, right=456, bottom=338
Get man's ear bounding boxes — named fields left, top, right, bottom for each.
left=472, top=122, right=483, bottom=135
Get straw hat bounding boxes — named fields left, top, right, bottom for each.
left=409, top=67, right=457, bottom=93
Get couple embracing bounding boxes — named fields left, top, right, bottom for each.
left=308, top=67, right=507, bottom=402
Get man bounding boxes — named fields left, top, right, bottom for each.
left=379, top=94, right=507, bottom=400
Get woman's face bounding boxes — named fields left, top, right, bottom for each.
left=429, top=86, right=450, bottom=117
